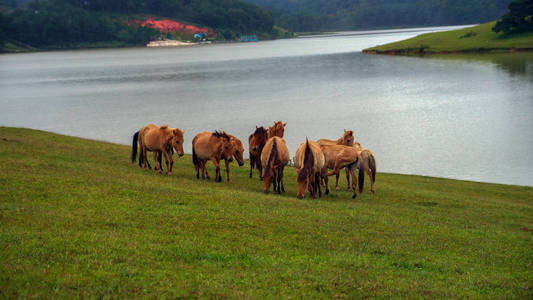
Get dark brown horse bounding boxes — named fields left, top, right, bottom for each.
left=248, top=126, right=268, bottom=180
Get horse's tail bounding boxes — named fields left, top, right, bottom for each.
left=264, top=138, right=278, bottom=176
left=297, top=139, right=314, bottom=183
left=131, top=131, right=139, bottom=163
left=192, top=145, right=199, bottom=166
left=369, top=153, right=376, bottom=183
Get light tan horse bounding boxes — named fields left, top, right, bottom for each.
left=320, top=144, right=360, bottom=198
left=248, top=126, right=268, bottom=180
left=261, top=136, right=290, bottom=194
left=294, top=139, right=326, bottom=199
left=317, top=130, right=355, bottom=189
left=356, top=148, right=377, bottom=194
left=317, top=129, right=355, bottom=147
left=267, top=121, right=287, bottom=138
left=192, top=131, right=234, bottom=182
left=131, top=124, right=185, bottom=175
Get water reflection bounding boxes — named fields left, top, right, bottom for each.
left=432, top=52, right=533, bottom=79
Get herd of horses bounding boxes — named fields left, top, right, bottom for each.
left=131, top=121, right=376, bottom=199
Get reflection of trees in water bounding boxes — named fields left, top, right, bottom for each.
left=436, top=53, right=533, bottom=79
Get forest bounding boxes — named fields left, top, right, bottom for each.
left=244, top=0, right=512, bottom=32
left=0, top=0, right=275, bottom=50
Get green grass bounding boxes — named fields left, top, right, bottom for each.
left=364, top=22, right=533, bottom=54
left=1, top=127, right=532, bottom=298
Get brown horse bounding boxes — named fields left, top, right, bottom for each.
left=318, top=130, right=355, bottom=188
left=131, top=124, right=185, bottom=175
left=320, top=144, right=360, bottom=198
left=357, top=149, right=377, bottom=194
left=294, top=139, right=326, bottom=199
left=224, top=134, right=245, bottom=182
left=192, top=131, right=234, bottom=182
left=248, top=126, right=268, bottom=180
left=261, top=136, right=290, bottom=194
left=267, top=121, right=287, bottom=138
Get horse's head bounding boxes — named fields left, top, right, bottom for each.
left=343, top=129, right=354, bottom=146
left=230, top=136, right=245, bottom=167
left=268, top=121, right=287, bottom=138
left=249, top=126, right=268, bottom=153
left=214, top=131, right=233, bottom=162
left=172, top=128, right=185, bottom=157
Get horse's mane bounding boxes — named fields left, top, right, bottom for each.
left=160, top=125, right=169, bottom=130
left=344, top=130, right=353, bottom=137
left=253, top=126, right=267, bottom=136
left=213, top=131, right=230, bottom=141
left=297, top=140, right=314, bottom=183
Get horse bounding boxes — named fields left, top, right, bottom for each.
left=131, top=124, right=185, bottom=175
left=267, top=121, right=286, bottom=138
left=224, top=134, right=245, bottom=182
left=294, top=139, right=326, bottom=199
left=248, top=126, right=268, bottom=180
left=317, top=130, right=355, bottom=188
left=261, top=136, right=290, bottom=194
left=192, top=131, right=234, bottom=182
left=356, top=149, right=377, bottom=194
left=320, top=144, right=360, bottom=199
left=317, top=129, right=355, bottom=147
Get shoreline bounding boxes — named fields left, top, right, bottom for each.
left=363, top=47, right=533, bottom=56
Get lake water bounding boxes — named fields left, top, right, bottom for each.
left=1, top=26, right=532, bottom=186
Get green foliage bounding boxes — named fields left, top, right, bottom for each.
left=365, top=22, right=533, bottom=54
left=493, top=0, right=533, bottom=34
left=1, top=127, right=532, bottom=298
left=245, top=0, right=511, bottom=31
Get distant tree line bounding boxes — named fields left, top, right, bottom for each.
left=0, top=0, right=275, bottom=49
left=244, top=0, right=512, bottom=32
left=493, top=0, right=533, bottom=34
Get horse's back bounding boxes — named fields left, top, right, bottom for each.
left=192, top=131, right=214, bottom=160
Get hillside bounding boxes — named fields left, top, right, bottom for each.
left=1, top=127, right=532, bottom=298
left=0, top=0, right=281, bottom=52
left=363, top=22, right=533, bottom=55
left=244, top=0, right=510, bottom=32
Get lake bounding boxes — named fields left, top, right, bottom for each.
left=1, top=26, right=532, bottom=186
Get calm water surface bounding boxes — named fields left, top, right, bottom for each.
left=1, top=26, right=532, bottom=186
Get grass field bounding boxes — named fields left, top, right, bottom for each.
left=364, top=22, right=533, bottom=55
left=1, top=127, right=532, bottom=298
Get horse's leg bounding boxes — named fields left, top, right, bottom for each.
left=366, top=168, right=375, bottom=194
left=225, top=159, right=231, bottom=182
left=322, top=166, right=329, bottom=195
left=345, top=168, right=351, bottom=190
left=195, top=161, right=200, bottom=179
left=163, top=150, right=172, bottom=175
left=142, top=146, right=149, bottom=170
left=273, top=169, right=279, bottom=194
left=249, top=155, right=254, bottom=178
left=335, top=173, right=340, bottom=191
left=203, top=161, right=210, bottom=179
left=153, top=151, right=161, bottom=173
left=279, top=166, right=285, bottom=193
left=316, top=173, right=322, bottom=198
left=211, top=156, right=221, bottom=182
left=350, top=167, right=358, bottom=199
left=257, top=159, right=263, bottom=181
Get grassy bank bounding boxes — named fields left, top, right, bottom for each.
left=1, top=127, right=532, bottom=298
left=363, top=22, right=533, bottom=55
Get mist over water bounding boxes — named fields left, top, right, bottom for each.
left=1, top=26, right=532, bottom=186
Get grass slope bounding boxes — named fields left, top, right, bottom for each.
left=364, top=22, right=533, bottom=54
left=1, top=127, right=532, bottom=298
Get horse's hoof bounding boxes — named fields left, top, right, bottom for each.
left=249, top=174, right=252, bottom=178
left=335, top=186, right=341, bottom=191
left=325, top=189, right=329, bottom=195
left=352, top=193, right=357, bottom=199
left=371, top=190, right=375, bottom=194
left=260, top=178, right=263, bottom=182
left=264, top=190, right=270, bottom=194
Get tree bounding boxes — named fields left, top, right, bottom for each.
left=493, top=0, right=533, bottom=34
